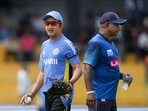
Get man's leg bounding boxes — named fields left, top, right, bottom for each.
left=45, top=93, right=66, bottom=111
left=50, top=95, right=66, bottom=111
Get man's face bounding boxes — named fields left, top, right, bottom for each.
left=108, top=23, right=121, bottom=37
left=44, top=17, right=62, bottom=38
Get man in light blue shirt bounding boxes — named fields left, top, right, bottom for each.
left=21, top=11, right=82, bottom=111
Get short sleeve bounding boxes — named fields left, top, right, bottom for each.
left=83, top=42, right=100, bottom=67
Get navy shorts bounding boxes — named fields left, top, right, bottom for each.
left=44, top=92, right=71, bottom=111
left=89, top=99, right=117, bottom=111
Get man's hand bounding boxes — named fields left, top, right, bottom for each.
left=20, top=92, right=34, bottom=105
left=66, top=82, right=73, bottom=93
left=123, top=74, right=133, bottom=87
left=86, top=93, right=96, bottom=108
left=47, top=78, right=73, bottom=95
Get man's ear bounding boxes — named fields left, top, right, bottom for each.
left=60, top=23, right=64, bottom=30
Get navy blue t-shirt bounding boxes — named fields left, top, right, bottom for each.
left=84, top=33, right=120, bottom=100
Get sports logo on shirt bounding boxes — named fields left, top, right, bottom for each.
left=43, top=58, right=58, bottom=64
left=107, top=49, right=119, bottom=67
left=53, top=48, right=59, bottom=55
left=110, top=59, right=119, bottom=67
left=107, top=49, right=113, bottom=56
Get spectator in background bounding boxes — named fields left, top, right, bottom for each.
left=76, top=10, right=97, bottom=57
left=137, top=16, right=148, bottom=84
left=31, top=11, right=45, bottom=43
left=124, top=0, right=144, bottom=21
left=17, top=63, right=32, bottom=98
left=122, top=17, right=140, bottom=60
left=18, top=27, right=37, bottom=62
left=0, top=15, right=10, bottom=42
left=16, top=12, right=32, bottom=37
left=82, top=10, right=97, bottom=38
left=122, top=0, right=144, bottom=60
left=4, top=36, right=20, bottom=61
left=76, top=29, right=90, bottom=58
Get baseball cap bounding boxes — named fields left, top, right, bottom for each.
left=100, top=12, right=127, bottom=25
left=42, top=11, right=63, bottom=23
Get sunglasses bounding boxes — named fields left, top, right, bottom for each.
left=44, top=21, right=60, bottom=26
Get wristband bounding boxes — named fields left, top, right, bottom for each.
left=86, top=91, right=94, bottom=94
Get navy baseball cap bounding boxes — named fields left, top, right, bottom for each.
left=100, top=12, right=127, bottom=25
left=42, top=11, right=63, bottom=23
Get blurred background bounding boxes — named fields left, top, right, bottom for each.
left=0, top=0, right=148, bottom=110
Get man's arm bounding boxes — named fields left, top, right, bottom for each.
left=84, top=63, right=96, bottom=108
left=65, top=63, right=82, bottom=93
left=69, top=63, right=82, bottom=84
left=20, top=70, right=44, bottom=105
left=84, top=64, right=93, bottom=92
left=30, top=70, right=44, bottom=97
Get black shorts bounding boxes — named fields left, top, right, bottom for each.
left=89, top=99, right=117, bottom=111
left=44, top=92, right=71, bottom=111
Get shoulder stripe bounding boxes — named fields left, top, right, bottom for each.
left=65, top=40, right=77, bottom=54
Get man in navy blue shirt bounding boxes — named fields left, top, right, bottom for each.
left=83, top=12, right=133, bottom=111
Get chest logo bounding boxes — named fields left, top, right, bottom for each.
left=107, top=49, right=113, bottom=56
left=53, top=48, right=59, bottom=55
left=110, top=60, right=119, bottom=67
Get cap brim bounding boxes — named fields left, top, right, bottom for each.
left=42, top=15, right=53, bottom=21
left=110, top=19, right=127, bottom=25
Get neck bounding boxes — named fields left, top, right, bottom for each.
left=99, top=31, right=112, bottom=41
left=50, top=33, right=62, bottom=42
